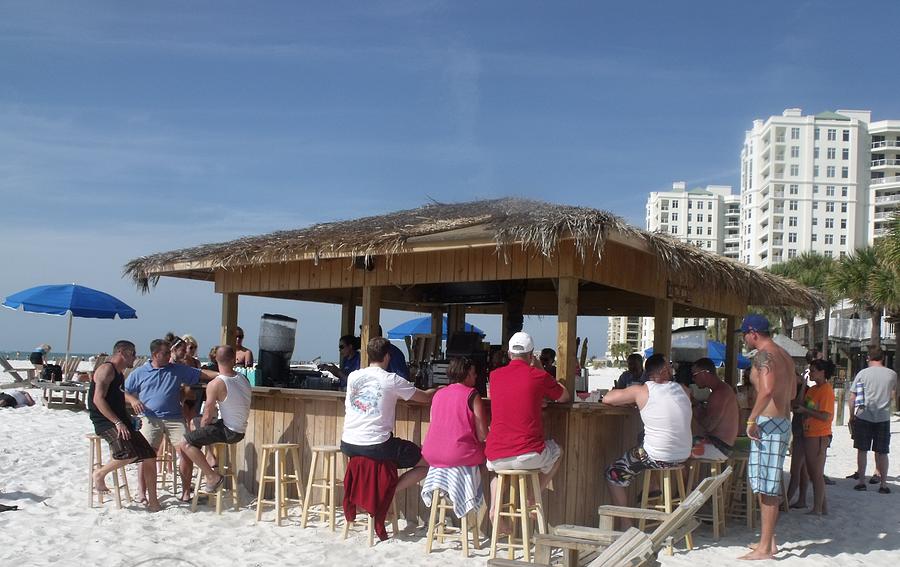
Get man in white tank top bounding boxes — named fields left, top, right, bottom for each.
left=602, top=353, right=693, bottom=523
left=179, top=345, right=252, bottom=495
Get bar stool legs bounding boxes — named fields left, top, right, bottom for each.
left=489, top=470, right=547, bottom=562
left=687, top=459, right=728, bottom=539
left=255, top=443, right=304, bottom=525
left=639, top=466, right=689, bottom=554
left=87, top=434, right=131, bottom=509
left=425, top=489, right=481, bottom=557
left=156, top=435, right=178, bottom=495
left=191, top=443, right=239, bottom=514
left=342, top=499, right=399, bottom=547
left=301, top=445, right=342, bottom=530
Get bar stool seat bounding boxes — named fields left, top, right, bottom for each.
left=425, top=489, right=482, bottom=557
left=639, top=465, right=690, bottom=553
left=255, top=443, right=304, bottom=525
left=686, top=459, right=728, bottom=539
left=301, top=445, right=342, bottom=530
left=489, top=469, right=547, bottom=562
left=191, top=442, right=239, bottom=514
left=86, top=434, right=131, bottom=509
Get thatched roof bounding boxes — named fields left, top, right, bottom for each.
left=124, top=197, right=822, bottom=310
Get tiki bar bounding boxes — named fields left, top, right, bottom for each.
left=125, top=198, right=819, bottom=527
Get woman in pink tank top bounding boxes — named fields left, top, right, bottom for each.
left=422, top=357, right=488, bottom=467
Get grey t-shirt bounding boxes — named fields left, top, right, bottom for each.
left=851, top=366, right=898, bottom=423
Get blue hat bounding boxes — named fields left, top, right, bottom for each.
left=738, top=314, right=769, bottom=334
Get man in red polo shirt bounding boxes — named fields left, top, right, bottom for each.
left=485, top=332, right=571, bottom=522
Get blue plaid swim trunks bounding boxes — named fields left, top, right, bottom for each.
left=749, top=416, right=790, bottom=497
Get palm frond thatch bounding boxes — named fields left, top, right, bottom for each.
left=123, top=197, right=822, bottom=310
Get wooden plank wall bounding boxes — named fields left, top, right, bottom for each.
left=235, top=391, right=641, bottom=528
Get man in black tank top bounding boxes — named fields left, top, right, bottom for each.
left=88, top=340, right=159, bottom=511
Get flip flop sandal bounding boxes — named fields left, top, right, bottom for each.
left=205, top=475, right=225, bottom=493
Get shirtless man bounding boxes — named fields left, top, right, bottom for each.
left=234, top=326, right=254, bottom=367
left=738, top=315, right=795, bottom=561
left=691, top=357, right=739, bottom=461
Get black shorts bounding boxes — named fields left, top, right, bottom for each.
left=341, top=435, right=422, bottom=469
left=98, top=426, right=157, bottom=463
left=184, top=419, right=244, bottom=448
left=852, top=418, right=891, bottom=454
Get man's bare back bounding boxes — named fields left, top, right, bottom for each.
left=750, top=343, right=794, bottom=419
left=703, top=386, right=739, bottom=444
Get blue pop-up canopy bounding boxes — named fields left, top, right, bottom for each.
left=387, top=316, right=484, bottom=340
left=643, top=339, right=751, bottom=369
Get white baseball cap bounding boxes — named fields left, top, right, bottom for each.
left=508, top=331, right=534, bottom=354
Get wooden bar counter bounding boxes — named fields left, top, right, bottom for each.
left=236, top=387, right=640, bottom=528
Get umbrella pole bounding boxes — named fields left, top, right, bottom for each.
left=65, top=311, right=73, bottom=369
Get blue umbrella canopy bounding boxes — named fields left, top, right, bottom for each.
left=3, top=284, right=138, bottom=365
left=643, top=340, right=750, bottom=370
left=387, top=316, right=484, bottom=340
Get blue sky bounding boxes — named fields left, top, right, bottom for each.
left=2, top=1, right=899, bottom=361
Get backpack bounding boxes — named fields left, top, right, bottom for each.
left=41, top=364, right=63, bottom=382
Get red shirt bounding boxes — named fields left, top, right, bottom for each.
left=485, top=359, right=565, bottom=461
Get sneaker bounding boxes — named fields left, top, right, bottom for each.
left=846, top=472, right=860, bottom=480
left=878, top=486, right=891, bottom=494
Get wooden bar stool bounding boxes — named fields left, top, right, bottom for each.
left=191, top=443, right=239, bottom=514
left=255, top=443, right=304, bottom=525
left=639, top=466, right=690, bottom=553
left=301, top=445, right=343, bottom=530
left=342, top=498, right=399, bottom=547
left=727, top=452, right=789, bottom=529
left=489, top=469, right=547, bottom=562
left=425, top=489, right=481, bottom=557
left=86, top=434, right=131, bottom=509
left=156, top=434, right=178, bottom=494
left=686, top=459, right=727, bottom=539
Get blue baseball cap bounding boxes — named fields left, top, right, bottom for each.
left=737, top=314, right=770, bottom=334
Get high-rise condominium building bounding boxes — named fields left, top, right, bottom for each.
left=868, top=120, right=900, bottom=241
left=605, top=315, right=642, bottom=361
left=740, top=108, right=871, bottom=268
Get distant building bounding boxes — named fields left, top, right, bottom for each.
left=867, top=120, right=900, bottom=241
left=605, top=315, right=642, bottom=362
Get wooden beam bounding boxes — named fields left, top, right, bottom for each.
left=653, top=298, right=673, bottom=358
left=724, top=316, right=740, bottom=387
left=340, top=296, right=356, bottom=338
left=220, top=293, right=238, bottom=347
left=448, top=305, right=465, bottom=343
left=431, top=308, right=443, bottom=358
left=557, top=277, right=579, bottom=396
left=360, top=286, right=381, bottom=368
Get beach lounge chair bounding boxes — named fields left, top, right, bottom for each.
left=0, top=355, right=31, bottom=382
left=488, top=527, right=654, bottom=567
left=490, top=466, right=732, bottom=567
left=61, top=356, right=83, bottom=381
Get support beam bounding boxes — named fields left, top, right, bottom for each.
left=447, top=305, right=465, bottom=343
left=557, top=277, right=579, bottom=396
left=340, top=296, right=356, bottom=338
left=724, top=316, right=740, bottom=387
left=431, top=308, right=443, bottom=358
left=221, top=293, right=238, bottom=347
left=653, top=298, right=673, bottom=358
left=360, top=286, right=381, bottom=368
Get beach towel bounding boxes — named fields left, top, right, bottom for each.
left=748, top=416, right=790, bottom=497
left=342, top=456, right=398, bottom=541
left=420, top=465, right=483, bottom=519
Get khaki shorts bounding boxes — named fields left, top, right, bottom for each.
left=141, top=417, right=188, bottom=449
left=487, top=439, right=562, bottom=474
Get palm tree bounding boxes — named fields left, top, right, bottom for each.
left=785, top=252, right=835, bottom=351
left=827, top=246, right=890, bottom=348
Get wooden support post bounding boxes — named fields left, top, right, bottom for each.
left=557, top=277, right=578, bottom=395
left=360, top=286, right=381, bottom=368
left=724, top=316, right=740, bottom=387
left=448, top=305, right=465, bottom=343
left=340, top=296, right=356, bottom=339
left=653, top=298, right=673, bottom=359
left=431, top=308, right=443, bottom=358
left=221, top=293, right=238, bottom=347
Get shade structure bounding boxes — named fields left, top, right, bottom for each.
left=387, top=316, right=484, bottom=340
left=2, top=284, right=138, bottom=365
left=644, top=339, right=751, bottom=370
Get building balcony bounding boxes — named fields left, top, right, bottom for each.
left=871, top=140, right=900, bottom=150
left=874, top=227, right=891, bottom=238
left=874, top=211, right=898, bottom=220
left=871, top=175, right=900, bottom=186
left=875, top=194, right=900, bottom=204
left=871, top=158, right=900, bottom=168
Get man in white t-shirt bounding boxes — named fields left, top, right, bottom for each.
left=341, top=337, right=436, bottom=491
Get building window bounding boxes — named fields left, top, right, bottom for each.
left=841, top=202, right=847, bottom=213
left=813, top=185, right=819, bottom=194
left=791, top=127, right=800, bottom=140
left=789, top=200, right=798, bottom=211
left=842, top=129, right=850, bottom=142
left=661, top=199, right=669, bottom=209
left=814, top=147, right=820, bottom=159
left=697, top=201, right=704, bottom=210
left=825, top=250, right=833, bottom=258
left=813, top=202, right=819, bottom=210
left=841, top=186, right=848, bottom=197
left=672, top=212, right=678, bottom=221
left=825, top=234, right=834, bottom=245
left=825, top=218, right=834, bottom=228
left=814, top=165, right=819, bottom=176
left=840, top=251, right=847, bottom=259
left=841, top=166, right=848, bottom=178
left=840, top=219, right=847, bottom=229
left=687, top=226, right=692, bottom=234
left=707, top=226, right=712, bottom=235
left=826, top=202, right=834, bottom=212
left=840, top=235, right=847, bottom=245
left=788, top=232, right=797, bottom=243
left=827, top=147, right=836, bottom=159
left=688, top=201, right=693, bottom=209
left=812, top=217, right=818, bottom=225
left=826, top=186, right=835, bottom=196
left=788, top=249, right=797, bottom=258
left=812, top=234, right=818, bottom=241
left=826, top=166, right=836, bottom=178
left=672, top=200, right=679, bottom=208
left=670, top=225, right=677, bottom=234
left=814, top=128, right=820, bottom=140
left=789, top=184, right=799, bottom=195
left=791, top=164, right=799, bottom=176
left=842, top=148, right=849, bottom=160
left=789, top=216, right=798, bottom=227
left=791, top=146, right=800, bottom=158
left=827, top=128, right=836, bottom=141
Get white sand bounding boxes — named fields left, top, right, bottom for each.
left=1, top=378, right=898, bottom=566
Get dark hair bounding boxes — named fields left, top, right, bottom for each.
left=644, top=353, right=667, bottom=378
left=867, top=345, right=884, bottom=361
left=447, top=357, right=475, bottom=383
left=809, top=358, right=835, bottom=379
left=692, top=357, right=717, bottom=376
left=540, top=348, right=556, bottom=360
left=805, top=349, right=820, bottom=364
left=626, top=353, right=643, bottom=372
left=367, top=337, right=391, bottom=363
left=150, top=339, right=170, bottom=355
left=113, top=340, right=136, bottom=355
left=339, top=335, right=357, bottom=350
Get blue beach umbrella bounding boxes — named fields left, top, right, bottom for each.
left=643, top=339, right=751, bottom=369
left=387, top=316, right=484, bottom=340
left=2, top=284, right=138, bottom=364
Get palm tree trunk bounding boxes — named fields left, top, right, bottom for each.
left=807, top=311, right=816, bottom=349
left=780, top=312, right=793, bottom=340
left=869, top=308, right=883, bottom=348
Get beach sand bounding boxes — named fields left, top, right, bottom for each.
left=1, top=378, right=898, bottom=566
